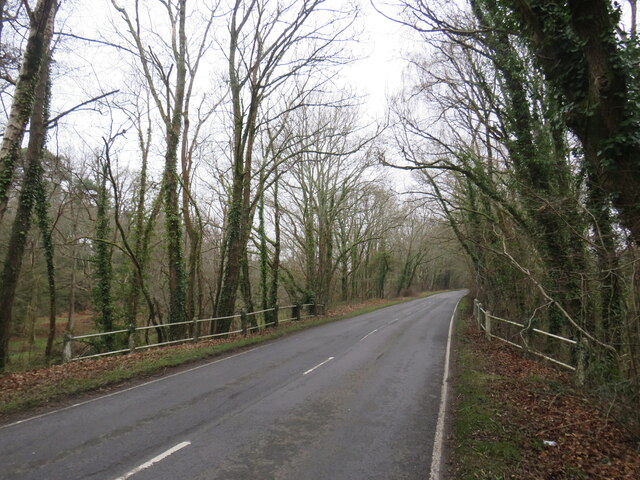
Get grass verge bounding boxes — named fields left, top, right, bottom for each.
left=449, top=298, right=524, bottom=479
left=0, top=292, right=442, bottom=417
left=449, top=300, right=640, bottom=479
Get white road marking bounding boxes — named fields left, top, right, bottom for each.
left=359, top=328, right=379, bottom=342
left=303, top=356, right=334, bottom=375
left=429, top=296, right=464, bottom=480
left=114, top=441, right=191, bottom=480
left=0, top=344, right=271, bottom=430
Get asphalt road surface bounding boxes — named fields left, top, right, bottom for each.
left=0, top=290, right=466, bottom=480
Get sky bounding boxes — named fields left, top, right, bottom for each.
left=53, top=0, right=413, bottom=123
left=39, top=0, right=420, bottom=190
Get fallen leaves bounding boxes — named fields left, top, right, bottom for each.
left=458, top=323, right=640, bottom=479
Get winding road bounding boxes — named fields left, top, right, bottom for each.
left=0, top=290, right=466, bottom=480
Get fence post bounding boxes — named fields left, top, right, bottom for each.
left=485, top=309, right=492, bottom=340
left=240, top=310, right=248, bottom=336
left=520, top=318, right=533, bottom=358
left=575, top=337, right=588, bottom=386
left=192, top=316, right=200, bottom=343
left=128, top=323, right=136, bottom=353
left=63, top=331, right=72, bottom=363
left=294, top=303, right=301, bottom=321
left=273, top=304, right=279, bottom=327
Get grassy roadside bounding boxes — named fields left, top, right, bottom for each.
left=448, top=299, right=640, bottom=479
left=0, top=292, right=442, bottom=417
left=448, top=297, right=524, bottom=479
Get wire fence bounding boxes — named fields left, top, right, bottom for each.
left=473, top=299, right=586, bottom=376
left=63, top=303, right=324, bottom=362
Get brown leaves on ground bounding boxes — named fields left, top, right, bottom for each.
left=466, top=325, right=640, bottom=479
left=0, top=335, right=236, bottom=411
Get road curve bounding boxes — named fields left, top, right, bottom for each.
left=0, top=290, right=466, bottom=480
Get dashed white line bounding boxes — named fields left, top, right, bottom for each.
left=359, top=328, right=379, bottom=342
left=114, top=441, right=191, bottom=480
left=303, top=357, right=334, bottom=375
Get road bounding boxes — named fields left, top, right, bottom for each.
left=0, top=290, right=466, bottom=480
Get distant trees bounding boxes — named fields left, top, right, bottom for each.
left=0, top=0, right=467, bottom=370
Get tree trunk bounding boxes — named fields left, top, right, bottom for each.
left=93, top=161, right=114, bottom=349
left=508, top=0, right=640, bottom=243
left=0, top=49, right=51, bottom=370
left=268, top=172, right=281, bottom=323
left=164, top=0, right=188, bottom=336
left=0, top=0, right=57, bottom=222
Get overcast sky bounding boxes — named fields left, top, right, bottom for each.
left=43, top=0, right=419, bottom=190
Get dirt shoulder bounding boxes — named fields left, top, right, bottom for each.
left=447, top=309, right=640, bottom=479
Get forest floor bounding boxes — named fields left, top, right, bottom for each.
left=447, top=306, right=640, bottom=479
left=0, top=295, right=426, bottom=419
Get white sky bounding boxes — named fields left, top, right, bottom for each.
left=40, top=0, right=420, bottom=191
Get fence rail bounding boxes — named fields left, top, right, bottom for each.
left=473, top=299, right=582, bottom=373
left=63, top=303, right=324, bottom=362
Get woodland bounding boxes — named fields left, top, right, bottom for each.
left=0, top=0, right=640, bottom=436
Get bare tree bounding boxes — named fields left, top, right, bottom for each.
left=214, top=0, right=357, bottom=326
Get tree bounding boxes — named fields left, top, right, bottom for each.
left=0, top=0, right=57, bottom=223
left=214, top=0, right=357, bottom=326
left=0, top=40, right=52, bottom=370
left=499, top=0, right=640, bottom=244
left=111, top=0, right=191, bottom=332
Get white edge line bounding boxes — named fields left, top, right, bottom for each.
left=359, top=328, right=379, bottom=342
left=114, top=441, right=191, bottom=480
left=429, top=295, right=463, bottom=480
left=1, top=343, right=270, bottom=430
left=303, top=356, right=334, bottom=375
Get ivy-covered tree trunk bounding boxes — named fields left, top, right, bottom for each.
left=215, top=4, right=261, bottom=325
left=303, top=199, right=317, bottom=304
left=503, top=0, right=640, bottom=244
left=163, top=0, right=188, bottom=336
left=240, top=249, right=255, bottom=313
left=374, top=250, right=390, bottom=298
left=124, top=121, right=152, bottom=328
left=93, top=161, right=114, bottom=350
left=111, top=0, right=188, bottom=337
left=268, top=173, right=281, bottom=322
left=316, top=213, right=334, bottom=307
left=587, top=173, right=625, bottom=348
left=473, top=0, right=589, bottom=334
left=215, top=176, right=244, bottom=329
left=33, top=74, right=56, bottom=360
left=258, top=184, right=269, bottom=315
left=0, top=51, right=52, bottom=370
left=0, top=0, right=57, bottom=223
